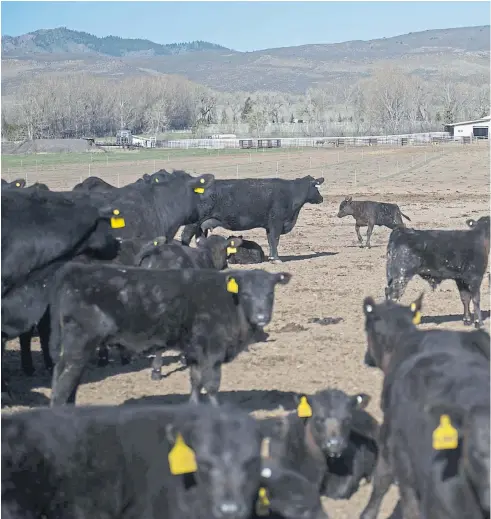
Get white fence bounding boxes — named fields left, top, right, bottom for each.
left=161, top=132, right=454, bottom=150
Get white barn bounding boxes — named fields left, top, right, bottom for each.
left=444, top=116, right=490, bottom=140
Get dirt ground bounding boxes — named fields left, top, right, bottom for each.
left=3, top=143, right=490, bottom=519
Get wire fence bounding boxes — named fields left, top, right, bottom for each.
left=1, top=139, right=464, bottom=193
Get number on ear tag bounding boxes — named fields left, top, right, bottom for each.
left=432, top=415, right=458, bottom=451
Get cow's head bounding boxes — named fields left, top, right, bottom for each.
left=294, top=389, right=371, bottom=458
left=362, top=293, right=424, bottom=373
left=225, top=270, right=291, bottom=327
left=337, top=196, right=354, bottom=218
left=196, top=235, right=243, bottom=270
left=166, top=404, right=262, bottom=519
left=425, top=402, right=490, bottom=513
left=304, top=176, right=324, bottom=204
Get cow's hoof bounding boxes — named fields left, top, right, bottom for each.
left=151, top=370, right=162, bottom=381
left=463, top=319, right=472, bottom=326
left=475, top=321, right=483, bottom=329
left=269, top=258, right=283, bottom=264
left=179, top=354, right=187, bottom=366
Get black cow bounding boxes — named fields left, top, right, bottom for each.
left=227, top=236, right=266, bottom=265
left=337, top=196, right=411, bottom=249
left=137, top=235, right=243, bottom=271
left=180, top=176, right=325, bottom=262
left=1, top=178, right=26, bottom=189
left=385, top=216, right=490, bottom=328
left=72, top=175, right=117, bottom=192
left=359, top=294, right=490, bottom=519
left=1, top=189, right=124, bottom=401
left=49, top=264, right=291, bottom=406
left=79, top=170, right=215, bottom=242
left=260, top=389, right=378, bottom=501
left=2, top=402, right=267, bottom=519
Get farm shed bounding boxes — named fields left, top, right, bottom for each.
left=444, top=116, right=490, bottom=140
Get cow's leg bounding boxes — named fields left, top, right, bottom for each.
left=1, top=337, right=12, bottom=405
left=355, top=224, right=364, bottom=247
left=385, top=275, right=409, bottom=302
left=119, top=346, right=132, bottom=365
left=366, top=223, right=375, bottom=249
left=50, top=355, right=87, bottom=406
left=151, top=351, right=163, bottom=380
left=97, top=344, right=110, bottom=367
left=188, top=363, right=203, bottom=404
left=266, top=224, right=282, bottom=263
left=19, top=328, right=35, bottom=376
left=456, top=280, right=472, bottom=326
left=203, top=363, right=222, bottom=407
left=360, top=452, right=394, bottom=519
left=470, top=282, right=483, bottom=329
left=38, top=313, right=54, bottom=374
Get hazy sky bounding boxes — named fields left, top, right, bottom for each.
left=2, top=1, right=489, bottom=52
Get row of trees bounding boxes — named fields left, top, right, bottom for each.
left=1, top=66, right=489, bottom=140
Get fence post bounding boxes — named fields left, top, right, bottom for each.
left=236, top=164, right=239, bottom=179
left=25, top=171, right=28, bottom=186
left=425, top=152, right=427, bottom=163
left=396, top=161, right=399, bottom=174
left=354, top=169, right=357, bottom=189
left=337, top=151, right=340, bottom=163
left=88, top=163, right=91, bottom=177
left=117, top=173, right=120, bottom=187
left=309, top=156, right=312, bottom=169
left=276, top=161, right=279, bottom=177
left=362, top=148, right=364, bottom=160
left=154, top=159, right=156, bottom=172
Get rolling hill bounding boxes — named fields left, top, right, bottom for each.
left=2, top=26, right=489, bottom=94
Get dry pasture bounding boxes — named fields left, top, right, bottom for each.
left=2, top=143, right=490, bottom=519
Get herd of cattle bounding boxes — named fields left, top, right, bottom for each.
left=1, top=169, right=490, bottom=519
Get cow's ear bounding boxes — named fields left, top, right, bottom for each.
left=466, top=219, right=476, bottom=228
left=296, top=395, right=313, bottom=418
left=345, top=196, right=352, bottom=202
left=363, top=296, right=377, bottom=317
left=226, top=237, right=242, bottom=255
left=314, top=177, right=325, bottom=186
left=226, top=275, right=240, bottom=294
left=409, top=292, right=424, bottom=325
left=351, top=393, right=370, bottom=410
left=275, top=272, right=291, bottom=285
left=190, top=173, right=214, bottom=194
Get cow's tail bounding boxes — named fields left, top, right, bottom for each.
left=401, top=211, right=411, bottom=222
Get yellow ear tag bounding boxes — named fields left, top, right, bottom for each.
left=168, top=433, right=197, bottom=475
left=200, top=178, right=205, bottom=183
left=194, top=187, right=205, bottom=194
left=412, top=311, right=421, bottom=325
left=110, top=209, right=126, bottom=229
left=227, top=247, right=237, bottom=255
left=297, top=396, right=313, bottom=418
left=15, top=182, right=20, bottom=187
left=155, top=178, right=159, bottom=182
left=432, top=415, right=458, bottom=451
left=255, top=487, right=270, bottom=516
left=153, top=241, right=158, bottom=246
left=227, top=277, right=239, bottom=294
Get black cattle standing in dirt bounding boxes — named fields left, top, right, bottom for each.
left=180, top=176, right=325, bottom=263
left=1, top=189, right=125, bottom=401
left=2, top=403, right=269, bottom=519
left=48, top=264, right=291, bottom=406
left=76, top=170, right=215, bottom=242
left=226, top=236, right=266, bottom=265
left=359, top=294, right=490, bottom=519
left=260, top=389, right=379, bottom=502
left=385, top=216, right=490, bottom=328
left=137, top=235, right=243, bottom=271
left=337, top=196, right=411, bottom=249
